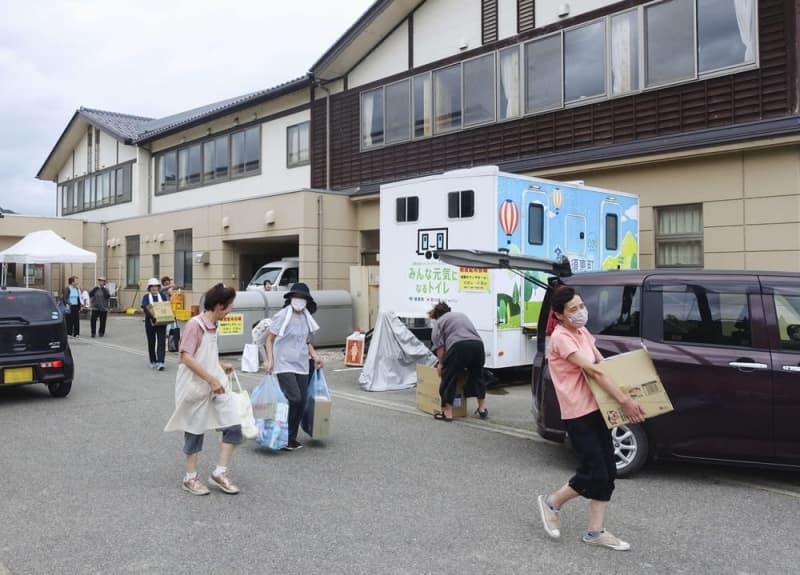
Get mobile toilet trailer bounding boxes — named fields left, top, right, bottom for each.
left=378, top=165, right=640, bottom=370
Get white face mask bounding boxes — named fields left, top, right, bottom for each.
left=290, top=298, right=307, bottom=312
left=567, top=307, right=589, bottom=328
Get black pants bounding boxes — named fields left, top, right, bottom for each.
left=276, top=372, right=309, bottom=443
left=65, top=308, right=80, bottom=336
left=145, top=321, right=166, bottom=364
left=90, top=310, right=107, bottom=336
left=565, top=410, right=616, bottom=501
left=440, top=339, right=485, bottom=407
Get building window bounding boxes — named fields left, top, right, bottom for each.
left=158, top=151, right=177, bottom=194
left=174, top=229, right=193, bottom=290
left=528, top=203, right=544, bottom=245
left=498, top=46, right=520, bottom=120
left=178, top=143, right=202, bottom=189
left=463, top=54, right=496, bottom=126
left=59, top=162, right=133, bottom=215
left=525, top=34, right=562, bottom=113
left=385, top=80, right=411, bottom=144
left=152, top=254, right=160, bottom=279
left=231, top=126, right=260, bottom=177
left=395, top=196, right=419, bottom=223
left=203, top=135, right=229, bottom=182
left=413, top=74, right=432, bottom=138
left=655, top=204, right=703, bottom=267
left=645, top=0, right=695, bottom=87
left=286, top=122, right=310, bottom=167
left=697, top=0, right=755, bottom=73
left=610, top=10, right=640, bottom=96
left=448, top=190, right=475, bottom=219
left=564, top=20, right=606, bottom=103
left=126, top=235, right=140, bottom=288
left=433, top=64, right=462, bottom=134
left=361, top=88, right=385, bottom=148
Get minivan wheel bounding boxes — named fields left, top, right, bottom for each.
left=48, top=380, right=72, bottom=398
left=612, top=424, right=648, bottom=478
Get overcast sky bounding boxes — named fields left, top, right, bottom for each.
left=0, top=0, right=374, bottom=216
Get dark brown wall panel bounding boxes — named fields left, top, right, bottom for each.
left=311, top=0, right=795, bottom=191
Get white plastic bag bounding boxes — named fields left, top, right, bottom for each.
left=230, top=371, right=257, bottom=440
left=251, top=374, right=289, bottom=450
left=240, top=343, right=260, bottom=373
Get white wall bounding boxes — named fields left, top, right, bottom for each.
left=348, top=21, right=409, bottom=89
left=413, top=0, right=482, bottom=67
left=97, top=130, right=118, bottom=170
left=536, top=0, right=611, bottom=28
left=498, top=0, right=518, bottom=40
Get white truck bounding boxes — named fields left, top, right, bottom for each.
left=378, top=166, right=640, bottom=369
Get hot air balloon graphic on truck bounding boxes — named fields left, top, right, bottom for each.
left=379, top=165, right=639, bottom=369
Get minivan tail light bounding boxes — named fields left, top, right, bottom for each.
left=40, top=360, right=64, bottom=368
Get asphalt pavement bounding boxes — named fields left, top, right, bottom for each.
left=0, top=312, right=798, bottom=574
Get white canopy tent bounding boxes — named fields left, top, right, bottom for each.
left=0, top=229, right=97, bottom=287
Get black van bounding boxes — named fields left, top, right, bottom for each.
left=0, top=287, right=74, bottom=397
left=439, top=250, right=800, bottom=477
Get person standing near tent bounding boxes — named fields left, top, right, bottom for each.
left=264, top=283, right=323, bottom=451
left=142, top=278, right=168, bottom=370
left=88, top=277, right=111, bottom=338
left=62, top=275, right=81, bottom=337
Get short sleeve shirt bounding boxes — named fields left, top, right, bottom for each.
left=547, top=324, right=599, bottom=420
left=431, top=311, right=481, bottom=352
left=179, top=315, right=217, bottom=355
left=269, top=306, right=311, bottom=375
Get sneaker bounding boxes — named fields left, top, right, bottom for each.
left=149, top=362, right=157, bottom=369
left=209, top=472, right=240, bottom=494
left=182, top=476, right=210, bottom=496
left=582, top=530, right=630, bottom=551
left=157, top=363, right=165, bottom=371
left=537, top=495, right=561, bottom=539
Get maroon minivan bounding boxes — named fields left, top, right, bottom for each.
left=438, top=250, right=800, bottom=477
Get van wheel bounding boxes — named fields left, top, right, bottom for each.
left=612, top=424, right=648, bottom=478
left=48, top=380, right=72, bottom=398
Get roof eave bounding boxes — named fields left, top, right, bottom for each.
left=36, top=110, right=85, bottom=181
left=134, top=76, right=313, bottom=145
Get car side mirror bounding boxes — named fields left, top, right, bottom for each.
left=787, top=324, right=800, bottom=341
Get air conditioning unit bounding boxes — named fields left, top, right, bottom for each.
left=193, top=251, right=210, bottom=264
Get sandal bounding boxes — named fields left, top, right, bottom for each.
left=433, top=412, right=454, bottom=422
left=475, top=408, right=489, bottom=420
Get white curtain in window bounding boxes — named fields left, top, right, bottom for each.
left=362, top=94, right=374, bottom=147
left=611, top=15, right=632, bottom=96
left=289, top=127, right=299, bottom=163
left=734, top=0, right=754, bottom=62
left=499, top=50, right=519, bottom=118
left=657, top=206, right=703, bottom=266
left=422, top=75, right=432, bottom=136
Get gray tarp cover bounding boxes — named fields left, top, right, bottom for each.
left=359, top=311, right=437, bottom=392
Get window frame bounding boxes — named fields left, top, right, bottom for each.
left=125, top=235, right=140, bottom=289
left=395, top=196, right=419, bottom=223
left=174, top=228, right=193, bottom=290
left=59, top=160, right=135, bottom=216
left=447, top=190, right=475, bottom=220
left=286, top=121, right=311, bottom=168
left=462, top=52, right=497, bottom=127
left=654, top=204, right=704, bottom=268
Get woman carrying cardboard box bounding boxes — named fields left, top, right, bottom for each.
left=142, top=277, right=169, bottom=371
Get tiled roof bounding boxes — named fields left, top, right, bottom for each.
left=78, top=108, right=154, bottom=141
left=133, top=76, right=311, bottom=143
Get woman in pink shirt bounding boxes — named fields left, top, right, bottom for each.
left=536, top=286, right=644, bottom=551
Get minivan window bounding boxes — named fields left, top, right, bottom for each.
left=0, top=292, right=58, bottom=322
left=580, top=285, right=641, bottom=337
left=774, top=294, right=800, bottom=351
left=660, top=285, right=751, bottom=347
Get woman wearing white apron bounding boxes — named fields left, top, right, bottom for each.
left=164, top=284, right=242, bottom=496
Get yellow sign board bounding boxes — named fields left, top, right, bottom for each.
left=218, top=313, right=244, bottom=336
left=458, top=267, right=490, bottom=292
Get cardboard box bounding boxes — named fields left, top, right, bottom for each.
left=415, top=364, right=467, bottom=417
left=585, top=348, right=674, bottom=429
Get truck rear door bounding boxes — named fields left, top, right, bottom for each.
left=760, top=276, right=800, bottom=463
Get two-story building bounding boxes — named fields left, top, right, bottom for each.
left=30, top=0, right=800, bottom=310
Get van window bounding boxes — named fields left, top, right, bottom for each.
left=774, top=294, right=800, bottom=351
left=280, top=267, right=299, bottom=287
left=659, top=284, right=751, bottom=347
left=579, top=285, right=640, bottom=337
left=528, top=203, right=544, bottom=245
left=605, top=213, right=618, bottom=251
left=396, top=196, right=419, bottom=222
left=448, top=190, right=474, bottom=218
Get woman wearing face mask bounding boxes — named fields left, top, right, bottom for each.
left=264, top=283, right=323, bottom=451
left=536, top=286, right=645, bottom=552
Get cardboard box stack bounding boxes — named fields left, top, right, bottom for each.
left=415, top=364, right=468, bottom=417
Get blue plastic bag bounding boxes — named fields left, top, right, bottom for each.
left=301, top=369, right=331, bottom=437
left=252, top=374, right=289, bottom=451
